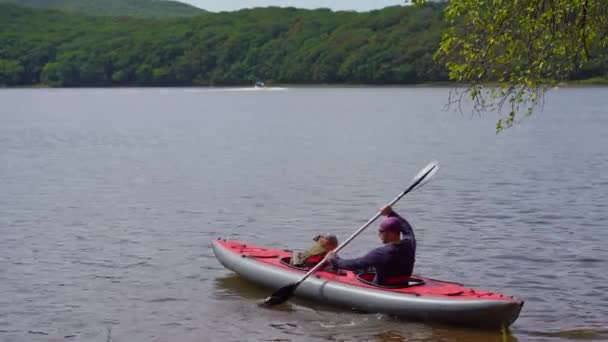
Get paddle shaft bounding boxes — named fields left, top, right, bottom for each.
left=291, top=164, right=437, bottom=288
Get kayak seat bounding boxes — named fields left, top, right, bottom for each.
left=356, top=272, right=425, bottom=288
left=279, top=257, right=347, bottom=276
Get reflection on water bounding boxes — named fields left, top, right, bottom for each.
left=214, top=274, right=340, bottom=313
left=213, top=275, right=521, bottom=342
left=524, top=328, right=608, bottom=341
left=214, top=274, right=270, bottom=300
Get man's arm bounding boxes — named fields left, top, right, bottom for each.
left=328, top=248, right=384, bottom=270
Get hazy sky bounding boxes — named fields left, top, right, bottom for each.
left=183, top=1, right=407, bottom=12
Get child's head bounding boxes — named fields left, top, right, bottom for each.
left=315, top=234, right=338, bottom=250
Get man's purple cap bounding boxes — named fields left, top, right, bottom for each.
left=379, top=217, right=402, bottom=233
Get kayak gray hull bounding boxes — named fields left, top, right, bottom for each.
left=211, top=240, right=523, bottom=328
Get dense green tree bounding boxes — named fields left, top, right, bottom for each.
left=0, top=59, right=23, bottom=86
left=41, top=61, right=75, bottom=86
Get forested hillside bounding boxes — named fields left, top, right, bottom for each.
left=0, top=3, right=605, bottom=87
left=0, top=0, right=204, bottom=17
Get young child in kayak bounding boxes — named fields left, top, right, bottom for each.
left=326, top=205, right=415, bottom=286
left=290, top=234, right=338, bottom=267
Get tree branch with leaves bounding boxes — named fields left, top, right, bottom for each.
left=424, top=0, right=608, bottom=131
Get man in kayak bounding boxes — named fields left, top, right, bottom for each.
left=326, top=205, right=415, bottom=286
left=291, top=234, right=338, bottom=267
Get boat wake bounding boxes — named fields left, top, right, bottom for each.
left=219, top=87, right=288, bottom=91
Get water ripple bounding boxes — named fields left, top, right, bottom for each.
left=1, top=87, right=607, bottom=342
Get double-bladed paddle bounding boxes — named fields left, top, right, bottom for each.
left=263, top=161, right=440, bottom=306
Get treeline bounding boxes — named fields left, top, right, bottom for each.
left=0, top=0, right=204, bottom=18
left=0, top=3, right=606, bottom=87
left=0, top=3, right=449, bottom=86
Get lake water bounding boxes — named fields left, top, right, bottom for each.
left=1, top=87, right=607, bottom=342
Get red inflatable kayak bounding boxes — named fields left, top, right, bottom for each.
left=212, top=239, right=524, bottom=328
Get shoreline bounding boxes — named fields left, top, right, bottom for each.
left=2, top=78, right=608, bottom=89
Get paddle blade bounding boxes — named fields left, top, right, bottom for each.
left=410, top=161, right=439, bottom=191
left=263, top=283, right=298, bottom=306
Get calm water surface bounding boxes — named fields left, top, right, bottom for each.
left=1, top=87, right=607, bottom=342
